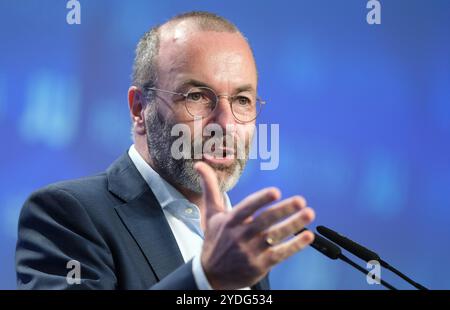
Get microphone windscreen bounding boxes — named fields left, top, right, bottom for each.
left=296, top=228, right=341, bottom=260
left=317, top=225, right=380, bottom=262
left=310, top=233, right=342, bottom=260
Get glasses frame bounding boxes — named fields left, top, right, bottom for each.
left=145, top=86, right=266, bottom=123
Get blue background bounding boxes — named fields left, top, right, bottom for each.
left=1, top=0, right=449, bottom=289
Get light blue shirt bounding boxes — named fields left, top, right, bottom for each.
left=128, top=144, right=229, bottom=290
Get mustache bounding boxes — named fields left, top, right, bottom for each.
left=159, top=113, right=252, bottom=160
left=190, top=133, right=250, bottom=160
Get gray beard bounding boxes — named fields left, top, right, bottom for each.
left=145, top=106, right=250, bottom=193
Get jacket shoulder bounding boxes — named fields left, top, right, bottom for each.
left=21, top=172, right=121, bottom=225
left=40, top=172, right=108, bottom=195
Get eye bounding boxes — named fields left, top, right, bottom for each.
left=236, top=96, right=251, bottom=106
left=187, top=92, right=203, bottom=102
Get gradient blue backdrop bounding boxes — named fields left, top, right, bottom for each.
left=1, top=0, right=449, bottom=289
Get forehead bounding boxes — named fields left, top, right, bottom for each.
left=157, top=21, right=257, bottom=90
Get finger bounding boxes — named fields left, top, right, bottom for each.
left=242, top=196, right=307, bottom=240
left=261, top=207, right=315, bottom=248
left=194, top=161, right=225, bottom=219
left=229, top=187, right=281, bottom=226
left=262, top=230, right=315, bottom=267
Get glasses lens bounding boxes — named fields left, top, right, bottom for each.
left=185, top=87, right=263, bottom=122
left=231, top=96, right=261, bottom=123
left=185, top=87, right=217, bottom=117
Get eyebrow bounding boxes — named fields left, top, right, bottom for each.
left=177, top=79, right=255, bottom=94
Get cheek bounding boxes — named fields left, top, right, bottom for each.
left=155, top=97, right=191, bottom=123
left=236, top=124, right=255, bottom=144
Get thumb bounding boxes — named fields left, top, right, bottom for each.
left=194, top=161, right=225, bottom=219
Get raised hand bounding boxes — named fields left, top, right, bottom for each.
left=194, top=161, right=315, bottom=290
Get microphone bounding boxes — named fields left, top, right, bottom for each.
left=316, top=225, right=428, bottom=290
left=297, top=228, right=397, bottom=290
left=306, top=228, right=341, bottom=260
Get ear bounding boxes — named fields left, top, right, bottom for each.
left=128, top=86, right=146, bottom=136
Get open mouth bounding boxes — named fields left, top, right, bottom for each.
left=207, top=145, right=235, bottom=159
left=202, top=145, right=236, bottom=165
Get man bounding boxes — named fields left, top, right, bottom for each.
left=16, top=11, right=315, bottom=290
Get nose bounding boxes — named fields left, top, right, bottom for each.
left=209, top=96, right=237, bottom=130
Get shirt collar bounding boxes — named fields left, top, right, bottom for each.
left=128, top=144, right=232, bottom=210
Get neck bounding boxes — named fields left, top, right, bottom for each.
left=176, top=186, right=204, bottom=210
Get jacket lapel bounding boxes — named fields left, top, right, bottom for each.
left=107, top=153, right=185, bottom=281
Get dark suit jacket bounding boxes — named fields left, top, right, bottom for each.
left=15, top=152, right=270, bottom=290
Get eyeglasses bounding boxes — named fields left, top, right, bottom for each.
left=145, top=86, right=266, bottom=123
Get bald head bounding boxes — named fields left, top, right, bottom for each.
left=164, top=11, right=239, bottom=33
left=132, top=11, right=254, bottom=91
